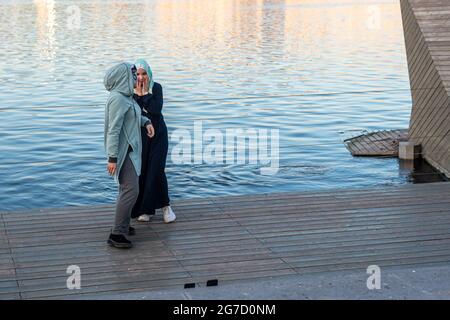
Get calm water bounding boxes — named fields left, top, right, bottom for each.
left=0, top=0, right=445, bottom=212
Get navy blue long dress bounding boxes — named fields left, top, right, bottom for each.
left=131, top=82, right=170, bottom=218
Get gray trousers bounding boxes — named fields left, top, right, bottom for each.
left=112, top=153, right=139, bottom=235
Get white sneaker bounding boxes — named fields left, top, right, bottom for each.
left=162, top=206, right=176, bottom=223
left=137, top=214, right=151, bottom=222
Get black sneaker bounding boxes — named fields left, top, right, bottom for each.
left=128, top=226, right=136, bottom=236
left=107, top=233, right=133, bottom=249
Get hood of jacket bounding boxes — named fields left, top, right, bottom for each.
left=103, top=62, right=135, bottom=96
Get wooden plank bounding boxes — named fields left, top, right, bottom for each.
left=0, top=293, right=21, bottom=300
left=243, top=217, right=450, bottom=240
left=21, top=276, right=194, bottom=300
left=285, top=247, right=450, bottom=270
left=409, top=83, right=436, bottom=134
left=271, top=238, right=450, bottom=261
left=409, top=76, right=441, bottom=133
left=250, top=213, right=450, bottom=238
left=427, top=105, right=450, bottom=155
left=265, top=231, right=450, bottom=253
left=366, top=131, right=399, bottom=155
left=1, top=203, right=223, bottom=223
left=412, top=84, right=448, bottom=142
left=292, top=254, right=450, bottom=276
left=411, top=84, right=448, bottom=142
left=216, top=196, right=450, bottom=218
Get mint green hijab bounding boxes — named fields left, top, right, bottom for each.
left=134, top=58, right=154, bottom=94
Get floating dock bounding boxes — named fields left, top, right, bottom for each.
left=344, top=129, right=409, bottom=157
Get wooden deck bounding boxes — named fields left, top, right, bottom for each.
left=2, top=181, right=450, bottom=299
left=400, top=0, right=450, bottom=176
left=344, top=129, right=409, bottom=156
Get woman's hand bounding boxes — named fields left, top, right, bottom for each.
left=107, top=162, right=117, bottom=176
left=143, top=77, right=149, bottom=95
left=146, top=123, right=155, bottom=138
left=135, top=80, right=143, bottom=96
left=135, top=77, right=149, bottom=96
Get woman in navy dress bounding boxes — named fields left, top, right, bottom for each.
left=131, top=59, right=176, bottom=223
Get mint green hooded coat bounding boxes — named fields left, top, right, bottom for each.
left=104, top=62, right=151, bottom=181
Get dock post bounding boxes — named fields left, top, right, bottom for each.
left=398, top=142, right=421, bottom=160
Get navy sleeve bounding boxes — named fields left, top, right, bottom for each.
left=138, top=82, right=163, bottom=115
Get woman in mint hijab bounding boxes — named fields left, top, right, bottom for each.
left=131, top=59, right=176, bottom=223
